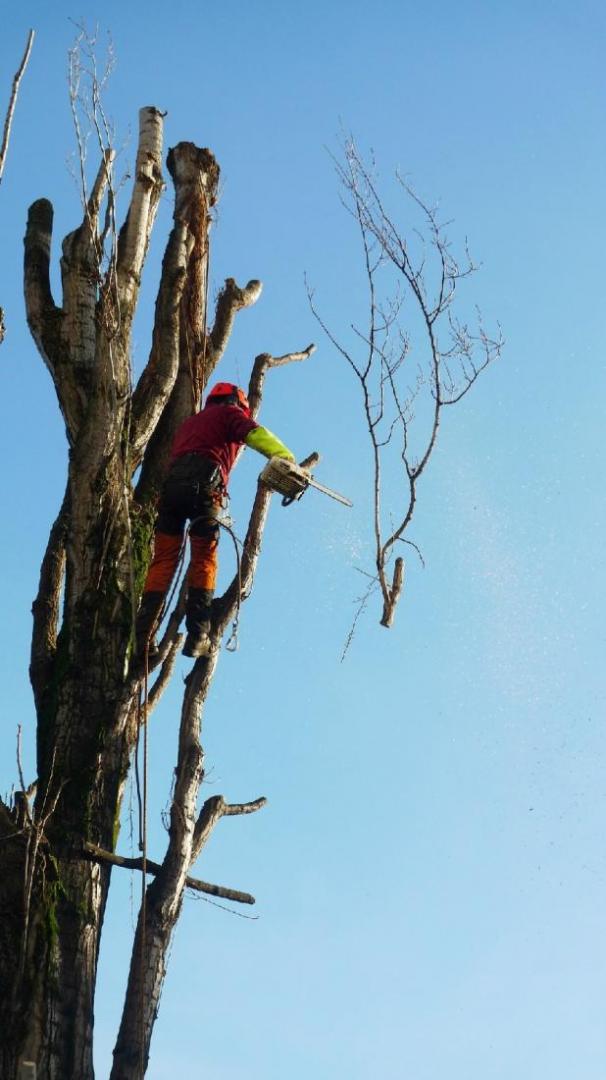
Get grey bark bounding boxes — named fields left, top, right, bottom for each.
left=0, top=109, right=215, bottom=1079
left=1, top=101, right=313, bottom=1080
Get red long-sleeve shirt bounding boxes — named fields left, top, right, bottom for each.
left=170, top=405, right=258, bottom=487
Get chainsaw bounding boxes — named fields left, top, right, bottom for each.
left=260, top=454, right=352, bottom=508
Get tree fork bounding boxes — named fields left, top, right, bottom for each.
left=3, top=108, right=171, bottom=1080
left=5, top=73, right=316, bottom=1074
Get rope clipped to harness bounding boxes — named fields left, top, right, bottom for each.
left=180, top=513, right=244, bottom=653
left=217, top=518, right=244, bottom=651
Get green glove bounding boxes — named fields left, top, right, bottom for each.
left=245, top=426, right=295, bottom=461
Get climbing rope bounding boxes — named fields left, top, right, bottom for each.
left=215, top=518, right=244, bottom=652
left=134, top=647, right=150, bottom=1080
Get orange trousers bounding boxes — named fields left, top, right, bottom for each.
left=142, top=454, right=223, bottom=600
left=144, top=530, right=219, bottom=595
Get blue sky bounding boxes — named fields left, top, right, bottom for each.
left=1, top=2, right=605, bottom=1077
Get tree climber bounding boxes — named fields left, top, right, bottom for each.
left=135, top=382, right=295, bottom=661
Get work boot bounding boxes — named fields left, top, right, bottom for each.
left=183, top=587, right=213, bottom=658
left=182, top=632, right=212, bottom=658
left=133, top=590, right=164, bottom=667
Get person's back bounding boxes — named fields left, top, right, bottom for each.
left=170, top=403, right=258, bottom=488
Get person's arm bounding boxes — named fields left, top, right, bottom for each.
left=245, top=426, right=295, bottom=461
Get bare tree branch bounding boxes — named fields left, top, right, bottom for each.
left=86, top=147, right=115, bottom=223
left=0, top=30, right=35, bottom=184
left=247, top=343, right=316, bottom=417
left=116, top=107, right=165, bottom=312
left=312, top=138, right=502, bottom=633
left=82, top=841, right=255, bottom=905
left=208, top=277, right=263, bottom=365
left=134, top=144, right=221, bottom=505
left=146, top=638, right=182, bottom=712
left=23, top=200, right=71, bottom=424
left=190, top=794, right=267, bottom=865
left=222, top=797, right=268, bottom=817
left=0, top=30, right=35, bottom=346
left=129, top=217, right=193, bottom=463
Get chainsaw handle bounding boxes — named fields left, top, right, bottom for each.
left=280, top=451, right=318, bottom=507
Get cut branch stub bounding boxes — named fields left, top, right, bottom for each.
left=24, top=199, right=83, bottom=437
left=247, top=344, right=316, bottom=418
left=168, top=143, right=219, bottom=405
left=299, top=451, right=321, bottom=470
left=166, top=142, right=220, bottom=220
left=380, top=556, right=404, bottom=628
left=209, top=277, right=263, bottom=365
left=24, top=199, right=61, bottom=369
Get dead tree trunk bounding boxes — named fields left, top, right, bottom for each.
left=0, top=106, right=173, bottom=1079
left=0, top=99, right=314, bottom=1079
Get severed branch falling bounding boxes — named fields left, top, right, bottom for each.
left=310, top=139, right=502, bottom=638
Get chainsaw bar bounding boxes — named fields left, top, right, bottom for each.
left=306, top=475, right=353, bottom=507
left=259, top=456, right=352, bottom=508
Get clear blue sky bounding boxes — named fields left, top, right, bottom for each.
left=1, top=2, right=605, bottom=1077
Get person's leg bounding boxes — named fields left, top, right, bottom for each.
left=134, top=494, right=184, bottom=660
left=183, top=517, right=219, bottom=657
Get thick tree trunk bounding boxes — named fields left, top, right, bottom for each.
left=0, top=110, right=221, bottom=1080
left=1, top=92, right=313, bottom=1077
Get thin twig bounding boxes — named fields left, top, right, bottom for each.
left=0, top=30, right=35, bottom=184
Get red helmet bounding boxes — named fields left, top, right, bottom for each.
left=206, top=382, right=250, bottom=415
